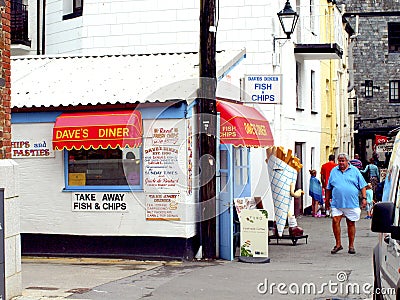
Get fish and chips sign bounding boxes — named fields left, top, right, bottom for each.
left=243, top=75, right=282, bottom=104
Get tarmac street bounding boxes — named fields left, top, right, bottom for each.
left=13, top=211, right=377, bottom=300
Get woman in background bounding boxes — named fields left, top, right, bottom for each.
left=361, top=158, right=380, bottom=201
left=309, top=170, right=323, bottom=218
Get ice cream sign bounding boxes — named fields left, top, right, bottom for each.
left=243, top=75, right=282, bottom=104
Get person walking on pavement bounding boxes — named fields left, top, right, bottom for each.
left=309, top=170, right=323, bottom=217
left=361, top=157, right=380, bottom=201
left=321, top=154, right=337, bottom=217
left=349, top=153, right=363, bottom=170
left=325, top=153, right=367, bottom=255
left=364, top=183, right=374, bottom=219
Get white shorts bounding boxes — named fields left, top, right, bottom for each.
left=331, top=207, right=361, bottom=221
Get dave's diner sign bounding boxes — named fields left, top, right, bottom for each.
left=243, top=75, right=282, bottom=104
left=53, top=111, right=142, bottom=150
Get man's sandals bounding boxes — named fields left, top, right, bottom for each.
left=331, top=245, right=343, bottom=254
left=348, top=247, right=356, bottom=254
left=331, top=245, right=356, bottom=254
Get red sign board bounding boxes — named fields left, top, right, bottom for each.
left=53, top=110, right=142, bottom=150
left=216, top=100, right=274, bottom=147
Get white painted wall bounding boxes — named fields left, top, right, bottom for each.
left=25, top=0, right=324, bottom=211
left=0, top=160, right=21, bottom=299
left=12, top=120, right=196, bottom=238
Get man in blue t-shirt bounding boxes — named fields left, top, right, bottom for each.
left=325, top=153, right=367, bottom=255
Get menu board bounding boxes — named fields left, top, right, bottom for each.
left=144, top=119, right=187, bottom=221
left=145, top=194, right=181, bottom=221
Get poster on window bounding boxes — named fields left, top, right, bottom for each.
left=150, top=119, right=185, bottom=146
left=144, top=119, right=187, bottom=194
left=145, top=193, right=181, bottom=221
left=143, top=146, right=183, bottom=193
left=11, top=123, right=55, bottom=158
left=152, top=127, right=180, bottom=146
left=71, top=192, right=128, bottom=212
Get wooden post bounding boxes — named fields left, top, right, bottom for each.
left=198, top=0, right=217, bottom=259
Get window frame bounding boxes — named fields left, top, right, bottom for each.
left=63, top=146, right=143, bottom=192
left=311, top=70, right=317, bottom=113
left=296, top=61, right=304, bottom=110
left=365, top=80, right=373, bottom=98
left=63, top=0, right=83, bottom=20
left=388, top=22, right=400, bottom=54
left=390, top=80, right=400, bottom=103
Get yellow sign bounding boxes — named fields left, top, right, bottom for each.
left=68, top=173, right=86, bottom=186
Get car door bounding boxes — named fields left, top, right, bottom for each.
left=380, top=164, right=400, bottom=297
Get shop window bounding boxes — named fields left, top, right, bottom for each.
left=390, top=80, right=400, bottom=103
left=67, top=147, right=141, bottom=189
left=63, top=0, right=83, bottom=20
left=388, top=22, right=400, bottom=54
left=296, top=62, right=304, bottom=110
left=365, top=80, right=373, bottom=98
left=234, top=147, right=249, bottom=186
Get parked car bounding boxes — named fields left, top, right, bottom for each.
left=371, top=131, right=400, bottom=300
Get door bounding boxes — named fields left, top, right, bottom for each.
left=218, top=144, right=234, bottom=260
left=294, top=143, right=304, bottom=216
left=218, top=145, right=251, bottom=260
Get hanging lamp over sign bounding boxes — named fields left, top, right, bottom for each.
left=273, top=1, right=299, bottom=52
left=277, top=0, right=299, bottom=39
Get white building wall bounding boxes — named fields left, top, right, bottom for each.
left=0, top=160, right=21, bottom=299
left=39, top=0, right=321, bottom=211
left=12, top=121, right=196, bottom=238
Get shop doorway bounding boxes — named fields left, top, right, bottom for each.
left=294, top=143, right=304, bottom=216
left=218, top=144, right=250, bottom=260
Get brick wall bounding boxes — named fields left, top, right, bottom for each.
left=0, top=0, right=11, bottom=158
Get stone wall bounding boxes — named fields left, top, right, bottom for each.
left=339, top=0, right=400, bottom=131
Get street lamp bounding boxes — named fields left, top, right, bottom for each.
left=273, top=1, right=299, bottom=52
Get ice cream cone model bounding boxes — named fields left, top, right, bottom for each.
left=266, top=146, right=304, bottom=236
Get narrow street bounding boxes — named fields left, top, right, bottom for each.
left=16, top=211, right=377, bottom=300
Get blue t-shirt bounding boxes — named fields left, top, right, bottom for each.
left=327, top=164, right=368, bottom=208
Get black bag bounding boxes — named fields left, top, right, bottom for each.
left=363, top=166, right=370, bottom=183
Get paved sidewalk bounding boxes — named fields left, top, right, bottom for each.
left=12, top=257, right=164, bottom=300
left=11, top=211, right=376, bottom=299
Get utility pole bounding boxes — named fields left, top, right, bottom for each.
left=198, top=0, right=217, bottom=259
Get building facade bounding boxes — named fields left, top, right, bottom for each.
left=338, top=0, right=400, bottom=166
left=9, top=0, right=353, bottom=258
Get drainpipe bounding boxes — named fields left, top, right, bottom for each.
left=42, top=0, right=46, bottom=54
left=348, top=15, right=359, bottom=93
left=36, top=0, right=40, bottom=54
left=347, top=40, right=354, bottom=93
